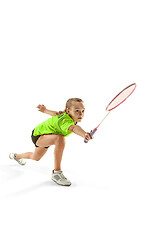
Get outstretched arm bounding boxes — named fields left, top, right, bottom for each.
left=68, top=125, right=91, bottom=142
left=36, top=104, right=62, bottom=116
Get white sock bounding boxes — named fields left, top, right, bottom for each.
left=54, top=170, right=61, bottom=173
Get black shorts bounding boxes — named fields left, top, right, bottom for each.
left=31, top=130, right=49, bottom=148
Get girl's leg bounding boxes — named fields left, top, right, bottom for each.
left=54, top=136, right=65, bottom=171
left=36, top=134, right=66, bottom=171
left=15, top=147, right=48, bottom=161
left=16, top=134, right=65, bottom=170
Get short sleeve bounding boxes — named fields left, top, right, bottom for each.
left=59, top=118, right=75, bottom=136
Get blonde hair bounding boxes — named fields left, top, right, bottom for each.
left=58, top=98, right=83, bottom=115
left=65, top=98, right=83, bottom=111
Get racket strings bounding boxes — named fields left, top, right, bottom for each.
left=106, top=83, right=136, bottom=111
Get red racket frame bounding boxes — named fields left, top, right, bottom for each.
left=84, top=83, right=136, bottom=143
left=106, top=83, right=136, bottom=111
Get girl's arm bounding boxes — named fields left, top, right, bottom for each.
left=68, top=125, right=91, bottom=142
left=37, top=104, right=61, bottom=116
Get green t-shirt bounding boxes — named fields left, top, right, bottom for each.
left=33, top=113, right=76, bottom=137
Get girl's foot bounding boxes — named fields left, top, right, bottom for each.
left=51, top=170, right=71, bottom=186
left=9, top=153, right=26, bottom=166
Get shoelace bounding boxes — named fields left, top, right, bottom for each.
left=59, top=172, right=67, bottom=180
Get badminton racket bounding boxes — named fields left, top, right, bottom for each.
left=84, top=83, right=137, bottom=143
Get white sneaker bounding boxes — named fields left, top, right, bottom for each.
left=51, top=170, right=71, bottom=186
left=9, top=153, right=26, bottom=166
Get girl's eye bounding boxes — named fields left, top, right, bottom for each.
left=75, top=109, right=85, bottom=113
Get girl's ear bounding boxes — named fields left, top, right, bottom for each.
left=66, top=108, right=69, bottom=114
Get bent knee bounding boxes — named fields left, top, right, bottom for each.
left=31, top=155, right=41, bottom=161
left=34, top=157, right=41, bottom=161
left=56, top=135, right=66, bottom=146
left=33, top=158, right=41, bottom=161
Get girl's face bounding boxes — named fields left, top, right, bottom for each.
left=66, top=101, right=85, bottom=122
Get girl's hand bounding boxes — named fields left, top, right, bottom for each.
left=37, top=104, right=46, bottom=113
left=84, top=132, right=92, bottom=142
left=58, top=111, right=64, bottom=115
left=84, top=130, right=94, bottom=142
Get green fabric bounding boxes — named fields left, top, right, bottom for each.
left=33, top=113, right=76, bottom=137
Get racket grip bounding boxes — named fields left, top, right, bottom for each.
left=84, top=128, right=97, bottom=143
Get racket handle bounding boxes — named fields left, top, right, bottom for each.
left=84, top=128, right=97, bottom=143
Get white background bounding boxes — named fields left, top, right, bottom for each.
left=0, top=0, right=160, bottom=239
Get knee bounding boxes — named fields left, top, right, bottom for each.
left=34, top=157, right=41, bottom=161
left=56, top=135, right=66, bottom=147
left=31, top=154, right=41, bottom=161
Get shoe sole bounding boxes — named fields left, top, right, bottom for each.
left=51, top=178, right=71, bottom=186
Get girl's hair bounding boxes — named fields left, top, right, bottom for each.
left=65, top=98, right=83, bottom=111
left=58, top=98, right=83, bottom=115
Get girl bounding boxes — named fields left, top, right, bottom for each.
left=9, top=98, right=92, bottom=186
